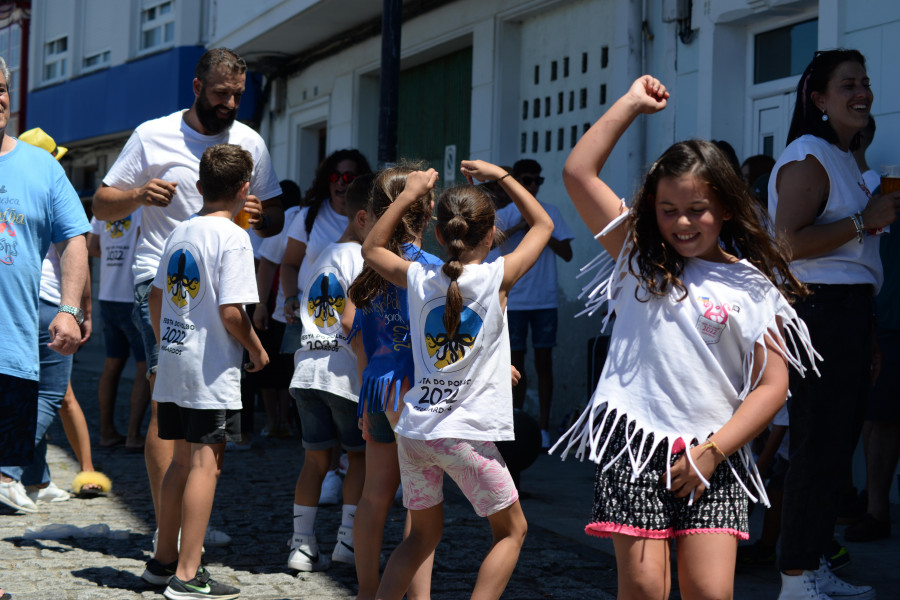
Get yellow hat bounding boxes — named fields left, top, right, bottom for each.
left=18, top=127, right=67, bottom=160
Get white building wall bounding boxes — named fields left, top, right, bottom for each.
left=840, top=0, right=900, bottom=172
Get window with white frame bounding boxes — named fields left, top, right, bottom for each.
left=43, top=36, right=68, bottom=83
left=83, top=50, right=111, bottom=72
left=0, top=24, right=22, bottom=112
left=140, top=0, right=175, bottom=52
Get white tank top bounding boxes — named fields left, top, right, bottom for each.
left=396, top=258, right=513, bottom=442
left=769, top=134, right=881, bottom=291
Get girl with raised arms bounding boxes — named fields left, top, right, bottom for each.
left=361, top=160, right=553, bottom=600
left=553, top=75, right=819, bottom=599
left=346, top=164, right=441, bottom=600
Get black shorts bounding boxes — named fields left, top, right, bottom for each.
left=588, top=414, right=750, bottom=540
left=157, top=402, right=241, bottom=444
left=0, top=374, right=39, bottom=466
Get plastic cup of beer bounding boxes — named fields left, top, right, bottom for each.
left=881, top=165, right=900, bottom=195
left=233, top=206, right=252, bottom=229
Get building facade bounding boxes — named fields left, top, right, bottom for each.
left=22, top=0, right=900, bottom=422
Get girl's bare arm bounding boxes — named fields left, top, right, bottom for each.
left=562, top=75, right=668, bottom=260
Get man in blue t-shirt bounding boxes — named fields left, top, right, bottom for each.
left=0, top=58, right=90, bottom=515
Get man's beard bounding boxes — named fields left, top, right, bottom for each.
left=195, top=92, right=237, bottom=135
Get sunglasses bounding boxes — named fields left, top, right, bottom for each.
left=519, top=175, right=545, bottom=186
left=329, top=171, right=357, bottom=184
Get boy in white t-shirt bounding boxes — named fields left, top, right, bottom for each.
left=287, top=174, right=374, bottom=573
left=145, top=144, right=268, bottom=600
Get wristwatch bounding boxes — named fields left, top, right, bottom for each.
left=58, top=304, right=85, bottom=325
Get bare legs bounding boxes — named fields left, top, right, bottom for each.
left=59, top=383, right=94, bottom=472
left=155, top=439, right=225, bottom=581
left=98, top=358, right=149, bottom=448
left=146, top=376, right=174, bottom=522
left=355, top=437, right=433, bottom=600
left=611, top=532, right=737, bottom=600
left=376, top=501, right=526, bottom=600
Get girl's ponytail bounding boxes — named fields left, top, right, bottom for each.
left=434, top=186, right=495, bottom=340
left=348, top=163, right=432, bottom=309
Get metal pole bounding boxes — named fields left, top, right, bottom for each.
left=377, top=0, right=402, bottom=167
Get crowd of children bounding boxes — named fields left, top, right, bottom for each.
left=24, top=47, right=891, bottom=600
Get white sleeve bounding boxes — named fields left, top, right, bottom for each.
left=218, top=240, right=259, bottom=305
left=102, top=129, right=150, bottom=189
left=286, top=206, right=311, bottom=245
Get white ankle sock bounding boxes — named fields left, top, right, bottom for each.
left=341, top=504, right=357, bottom=528
left=293, top=504, right=317, bottom=536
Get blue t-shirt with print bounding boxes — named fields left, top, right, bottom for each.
left=354, top=243, right=442, bottom=413
left=0, top=140, right=89, bottom=380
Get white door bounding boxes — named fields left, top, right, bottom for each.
left=751, top=92, right=794, bottom=159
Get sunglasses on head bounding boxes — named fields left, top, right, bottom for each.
left=519, top=175, right=545, bottom=186
left=329, top=171, right=357, bottom=184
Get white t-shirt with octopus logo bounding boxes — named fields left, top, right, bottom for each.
left=396, top=258, right=513, bottom=443
left=151, top=215, right=258, bottom=410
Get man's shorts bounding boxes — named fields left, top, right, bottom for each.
left=0, top=374, right=39, bottom=466
left=588, top=416, right=750, bottom=540
left=132, top=279, right=159, bottom=374
left=397, top=436, right=519, bottom=517
left=100, top=300, right=146, bottom=362
left=507, top=309, right=558, bottom=352
left=292, top=388, right=366, bottom=452
left=867, top=329, right=900, bottom=422
left=157, top=402, right=241, bottom=444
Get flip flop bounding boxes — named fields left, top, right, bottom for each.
left=72, top=471, right=112, bottom=498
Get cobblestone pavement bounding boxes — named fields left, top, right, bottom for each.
left=0, top=349, right=618, bottom=600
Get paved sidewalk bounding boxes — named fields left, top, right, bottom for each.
left=1, top=303, right=897, bottom=598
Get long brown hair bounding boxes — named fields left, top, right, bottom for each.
left=627, top=139, right=807, bottom=302
left=433, top=185, right=496, bottom=339
left=347, top=163, right=433, bottom=309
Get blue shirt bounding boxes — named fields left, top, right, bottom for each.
left=0, top=140, right=89, bottom=380
left=354, top=243, right=442, bottom=413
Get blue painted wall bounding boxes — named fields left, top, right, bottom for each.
left=26, top=45, right=261, bottom=145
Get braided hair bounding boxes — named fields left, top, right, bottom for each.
left=433, top=185, right=496, bottom=339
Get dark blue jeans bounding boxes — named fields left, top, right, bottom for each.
left=778, top=284, right=872, bottom=571
left=0, top=300, right=73, bottom=485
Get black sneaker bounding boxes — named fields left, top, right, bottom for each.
left=163, top=567, right=239, bottom=599
left=824, top=538, right=851, bottom=571
left=141, top=558, right=177, bottom=585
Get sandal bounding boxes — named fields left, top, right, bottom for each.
left=72, top=471, right=112, bottom=498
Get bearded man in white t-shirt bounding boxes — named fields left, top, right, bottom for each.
left=92, top=47, right=284, bottom=549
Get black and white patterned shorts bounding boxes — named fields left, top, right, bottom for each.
left=588, top=414, right=750, bottom=540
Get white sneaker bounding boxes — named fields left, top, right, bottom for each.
left=318, top=470, right=342, bottom=506
left=331, top=525, right=354, bottom=565
left=204, top=527, right=232, bottom=547
left=0, top=479, right=38, bottom=513
left=778, top=571, right=835, bottom=600
left=26, top=481, right=70, bottom=503
left=813, top=559, right=876, bottom=599
left=287, top=534, right=331, bottom=572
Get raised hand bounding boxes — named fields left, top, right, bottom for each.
left=405, top=169, right=439, bottom=197
left=460, top=160, right=506, bottom=185
left=627, top=75, right=669, bottom=114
